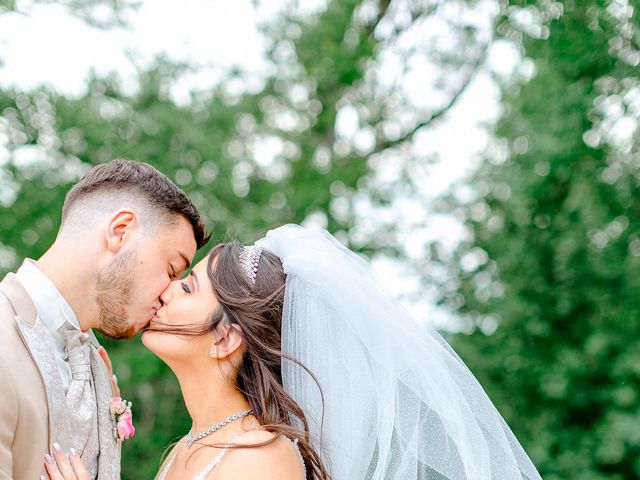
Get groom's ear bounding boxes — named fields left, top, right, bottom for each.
left=210, top=320, right=244, bottom=360
left=105, top=209, right=136, bottom=253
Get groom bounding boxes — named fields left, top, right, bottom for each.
left=0, top=159, right=209, bottom=479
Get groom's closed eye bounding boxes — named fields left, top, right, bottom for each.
left=170, top=262, right=189, bottom=279
left=169, top=253, right=191, bottom=280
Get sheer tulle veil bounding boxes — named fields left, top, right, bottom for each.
left=256, top=224, right=542, bottom=480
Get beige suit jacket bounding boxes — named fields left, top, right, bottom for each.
left=0, top=273, right=49, bottom=480
left=0, top=272, right=121, bottom=480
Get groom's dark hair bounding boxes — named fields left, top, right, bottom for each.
left=61, top=159, right=210, bottom=248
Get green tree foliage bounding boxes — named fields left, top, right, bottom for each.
left=438, top=1, right=640, bottom=478
left=0, top=0, right=138, bottom=28
left=0, top=1, right=488, bottom=476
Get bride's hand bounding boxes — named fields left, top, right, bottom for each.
left=43, top=443, right=90, bottom=480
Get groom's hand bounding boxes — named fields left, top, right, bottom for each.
left=43, top=442, right=90, bottom=480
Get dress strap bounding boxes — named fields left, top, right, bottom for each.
left=155, top=444, right=229, bottom=480
left=285, top=437, right=307, bottom=477
left=193, top=449, right=229, bottom=480
left=156, top=452, right=177, bottom=480
left=192, top=433, right=242, bottom=480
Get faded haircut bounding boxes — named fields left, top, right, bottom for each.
left=61, top=159, right=210, bottom=248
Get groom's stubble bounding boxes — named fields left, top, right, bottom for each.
left=95, top=249, right=136, bottom=339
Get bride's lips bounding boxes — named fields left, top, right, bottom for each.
left=148, top=306, right=161, bottom=321
left=144, top=306, right=165, bottom=329
left=141, top=307, right=160, bottom=331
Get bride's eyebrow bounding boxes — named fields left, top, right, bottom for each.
left=190, top=271, right=200, bottom=291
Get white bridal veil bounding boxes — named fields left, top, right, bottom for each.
left=257, top=224, right=542, bottom=480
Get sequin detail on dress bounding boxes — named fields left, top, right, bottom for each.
left=156, top=436, right=305, bottom=480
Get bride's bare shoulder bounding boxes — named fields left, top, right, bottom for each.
left=216, top=430, right=306, bottom=480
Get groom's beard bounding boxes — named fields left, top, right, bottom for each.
left=95, top=250, right=136, bottom=339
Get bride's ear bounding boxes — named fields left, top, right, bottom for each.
left=209, top=320, right=244, bottom=360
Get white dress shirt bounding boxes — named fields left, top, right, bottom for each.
left=16, top=258, right=82, bottom=393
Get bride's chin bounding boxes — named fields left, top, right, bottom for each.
left=141, top=327, right=170, bottom=354
left=140, top=329, right=157, bottom=349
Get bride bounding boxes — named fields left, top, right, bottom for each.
left=45, top=224, right=542, bottom=480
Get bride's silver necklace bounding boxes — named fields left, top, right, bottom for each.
left=186, top=409, right=253, bottom=448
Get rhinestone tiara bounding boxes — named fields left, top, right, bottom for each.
left=239, top=246, right=263, bottom=285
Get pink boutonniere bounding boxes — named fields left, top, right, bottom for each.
left=97, top=346, right=135, bottom=442
left=110, top=396, right=135, bottom=441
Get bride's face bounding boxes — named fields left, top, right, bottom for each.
left=141, top=255, right=218, bottom=364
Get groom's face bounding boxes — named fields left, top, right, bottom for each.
left=96, top=216, right=198, bottom=339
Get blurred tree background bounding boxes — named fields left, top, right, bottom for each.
left=433, top=1, right=640, bottom=479
left=1, top=0, right=639, bottom=478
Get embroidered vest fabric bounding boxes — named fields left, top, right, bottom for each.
left=15, top=317, right=121, bottom=479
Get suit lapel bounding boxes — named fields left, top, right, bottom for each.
left=0, top=273, right=71, bottom=448
left=0, top=273, right=37, bottom=324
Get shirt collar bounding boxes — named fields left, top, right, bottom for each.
left=15, top=258, right=81, bottom=335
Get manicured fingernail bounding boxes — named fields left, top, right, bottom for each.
left=70, top=447, right=77, bottom=457
left=112, top=374, right=118, bottom=384
left=53, top=442, right=62, bottom=452
left=45, top=453, right=54, bottom=464
left=41, top=476, right=46, bottom=480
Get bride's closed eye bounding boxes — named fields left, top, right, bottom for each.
left=180, top=282, right=192, bottom=294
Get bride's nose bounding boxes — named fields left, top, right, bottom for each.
left=159, top=280, right=179, bottom=305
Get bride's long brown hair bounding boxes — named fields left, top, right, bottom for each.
left=153, top=242, right=330, bottom=479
